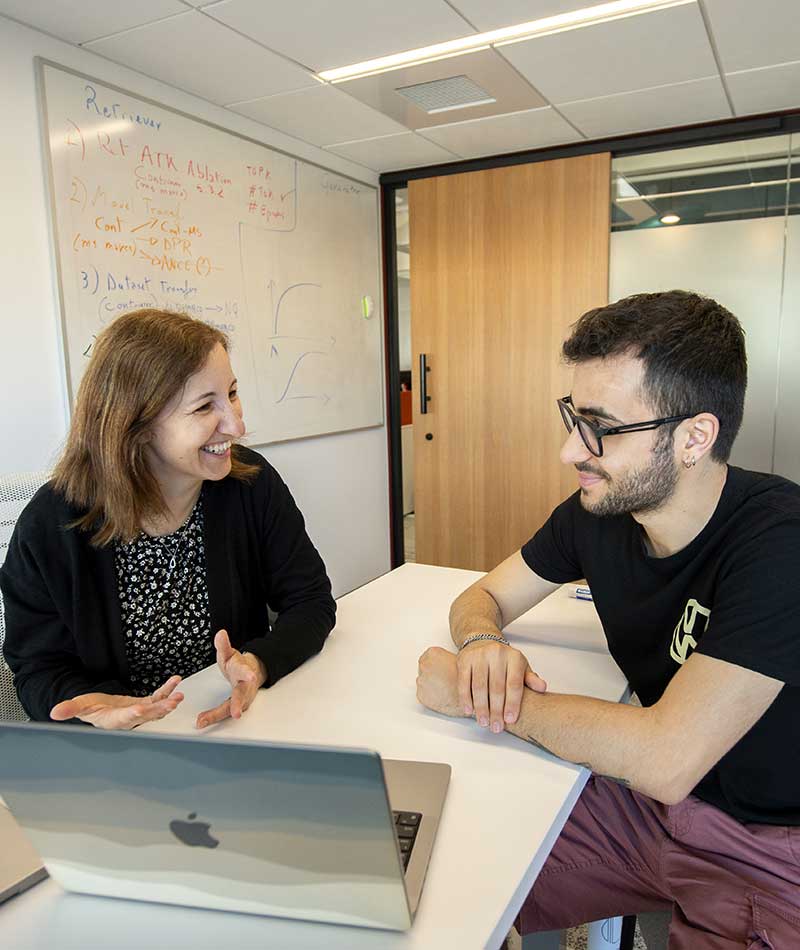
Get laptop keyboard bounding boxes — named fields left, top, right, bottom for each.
left=392, top=811, right=422, bottom=872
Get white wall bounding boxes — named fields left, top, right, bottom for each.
left=610, top=217, right=791, bottom=475
left=0, top=16, right=390, bottom=596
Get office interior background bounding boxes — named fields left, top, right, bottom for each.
left=0, top=0, right=797, bottom=584
left=0, top=4, right=797, bottom=949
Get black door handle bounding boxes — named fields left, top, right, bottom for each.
left=419, top=353, right=431, bottom=415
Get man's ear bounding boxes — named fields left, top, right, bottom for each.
left=682, top=413, right=720, bottom=463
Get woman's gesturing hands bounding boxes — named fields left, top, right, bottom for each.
left=195, top=629, right=267, bottom=730
left=49, top=630, right=268, bottom=731
left=50, top=675, right=184, bottom=730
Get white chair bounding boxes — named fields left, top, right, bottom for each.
left=0, top=471, right=51, bottom=721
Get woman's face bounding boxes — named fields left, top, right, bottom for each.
left=145, top=343, right=245, bottom=498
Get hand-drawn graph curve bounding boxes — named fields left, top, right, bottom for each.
left=268, top=280, right=334, bottom=405
left=238, top=193, right=383, bottom=442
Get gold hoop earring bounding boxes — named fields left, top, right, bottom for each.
left=682, top=456, right=697, bottom=469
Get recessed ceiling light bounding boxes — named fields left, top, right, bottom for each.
left=660, top=213, right=681, bottom=224
left=317, top=0, right=693, bottom=83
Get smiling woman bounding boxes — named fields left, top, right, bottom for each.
left=0, top=309, right=336, bottom=730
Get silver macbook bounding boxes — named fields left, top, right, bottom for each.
left=0, top=723, right=449, bottom=931
left=0, top=798, right=47, bottom=904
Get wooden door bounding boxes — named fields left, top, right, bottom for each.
left=409, top=154, right=610, bottom=571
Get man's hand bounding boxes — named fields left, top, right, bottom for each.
left=417, top=647, right=471, bottom=718
left=196, top=629, right=267, bottom=729
left=457, top=641, right=546, bottom=733
left=50, top=675, right=184, bottom=730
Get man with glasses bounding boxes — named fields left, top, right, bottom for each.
left=416, top=291, right=800, bottom=946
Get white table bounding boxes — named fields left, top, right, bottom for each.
left=1, top=563, right=627, bottom=950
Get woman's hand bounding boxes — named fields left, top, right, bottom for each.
left=49, top=675, right=184, bottom=730
left=196, top=629, right=267, bottom=729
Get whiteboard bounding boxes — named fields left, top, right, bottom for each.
left=39, top=61, right=384, bottom=445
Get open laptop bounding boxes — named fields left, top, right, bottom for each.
left=0, top=722, right=449, bottom=931
left=0, top=797, right=47, bottom=904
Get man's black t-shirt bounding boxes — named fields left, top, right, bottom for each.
left=520, top=466, right=800, bottom=826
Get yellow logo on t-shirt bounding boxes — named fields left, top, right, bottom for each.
left=670, top=598, right=711, bottom=665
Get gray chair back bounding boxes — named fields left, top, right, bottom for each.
left=0, top=471, right=51, bottom=721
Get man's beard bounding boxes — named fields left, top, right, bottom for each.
left=577, top=441, right=679, bottom=518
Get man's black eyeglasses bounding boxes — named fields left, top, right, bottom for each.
left=557, top=395, right=695, bottom=458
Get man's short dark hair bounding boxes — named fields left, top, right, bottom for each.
left=562, top=291, right=747, bottom=463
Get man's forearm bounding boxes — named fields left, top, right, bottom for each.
left=505, top=688, right=687, bottom=804
left=448, top=587, right=504, bottom=649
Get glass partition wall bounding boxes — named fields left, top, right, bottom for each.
left=610, top=134, right=799, bottom=479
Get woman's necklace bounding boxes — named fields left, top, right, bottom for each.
left=160, top=531, right=185, bottom=580
left=146, top=500, right=198, bottom=589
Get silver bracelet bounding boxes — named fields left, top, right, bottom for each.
left=459, top=633, right=510, bottom=651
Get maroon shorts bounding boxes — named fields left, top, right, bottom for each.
left=519, top=776, right=800, bottom=948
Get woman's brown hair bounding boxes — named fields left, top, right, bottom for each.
left=52, top=308, right=258, bottom=546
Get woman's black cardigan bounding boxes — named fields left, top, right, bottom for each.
left=0, top=447, right=336, bottom=721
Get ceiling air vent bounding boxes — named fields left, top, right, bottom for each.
left=395, top=75, right=496, bottom=114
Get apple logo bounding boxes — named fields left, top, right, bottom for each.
left=169, top=812, right=220, bottom=849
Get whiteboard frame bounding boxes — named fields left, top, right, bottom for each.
left=35, top=57, right=385, bottom=445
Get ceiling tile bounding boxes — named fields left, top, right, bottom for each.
left=418, top=106, right=582, bottom=158
left=83, top=11, right=317, bottom=105
left=229, top=84, right=407, bottom=147
left=704, top=0, right=800, bottom=73
left=333, top=48, right=546, bottom=131
left=0, top=0, right=185, bottom=44
left=448, top=0, right=613, bottom=31
left=561, top=77, right=732, bottom=139
left=202, top=0, right=475, bottom=72
left=498, top=3, right=718, bottom=103
left=726, top=61, right=800, bottom=116
left=326, top=133, right=458, bottom=172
